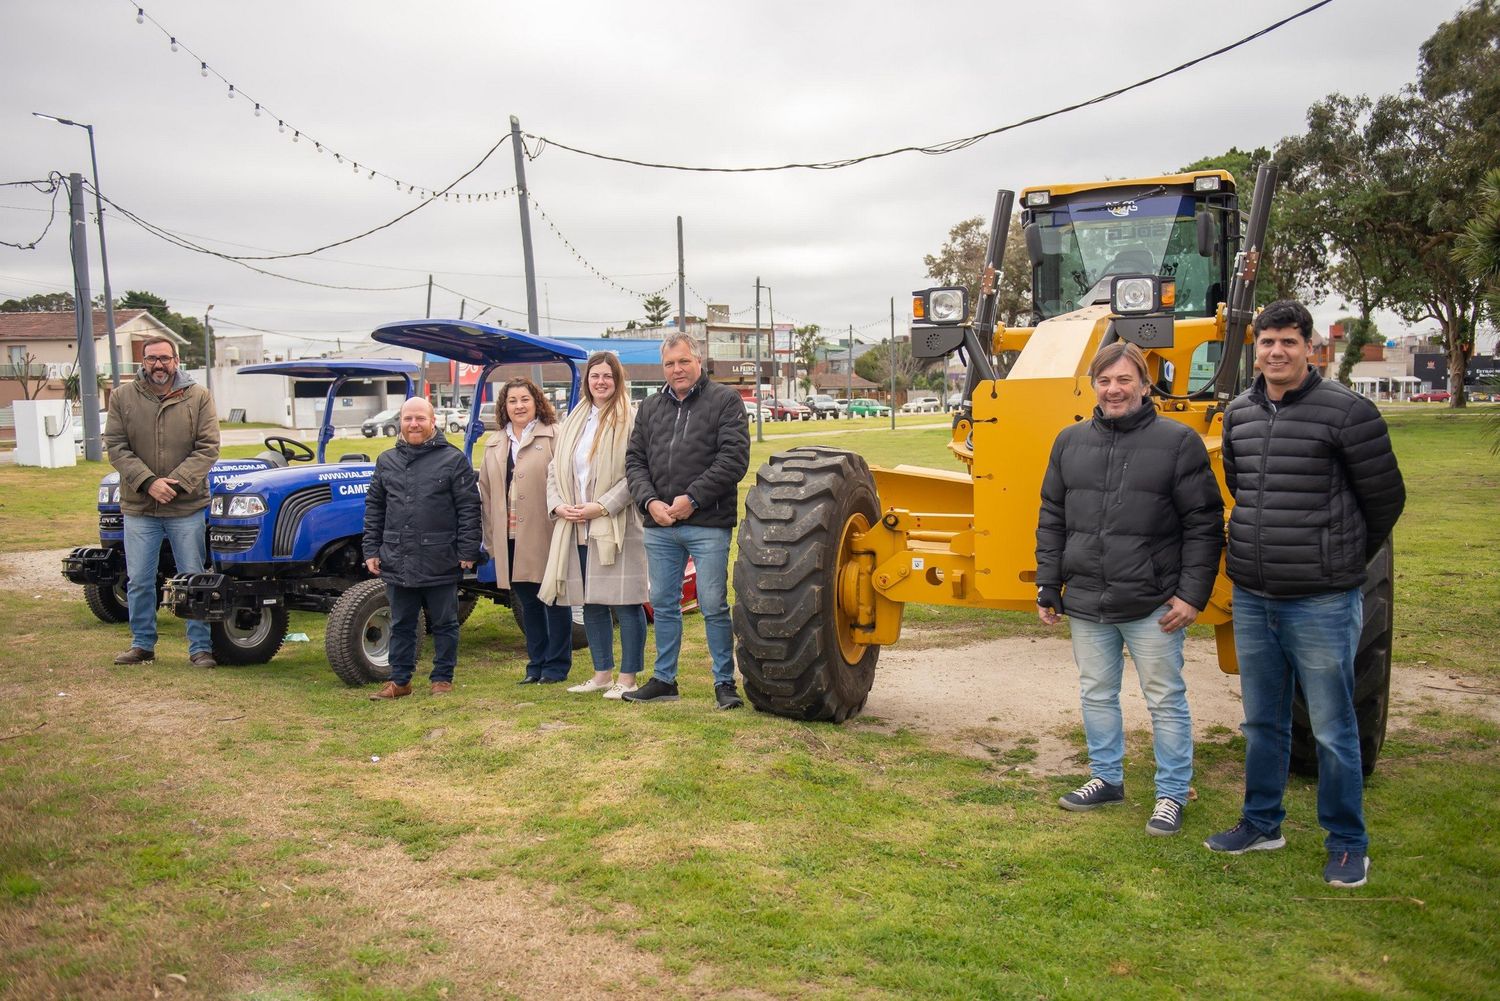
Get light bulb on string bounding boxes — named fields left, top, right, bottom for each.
left=292, top=130, right=299, bottom=143
left=278, top=120, right=285, bottom=134
left=200, top=61, right=208, bottom=77
left=227, top=84, right=235, bottom=99
left=315, top=143, right=322, bottom=153
left=254, top=103, right=261, bottom=116
left=169, top=36, right=177, bottom=52
left=136, top=8, right=144, bottom=24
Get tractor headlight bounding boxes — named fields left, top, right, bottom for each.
left=913, top=286, right=969, bottom=326
left=1024, top=189, right=1052, bottom=207
left=1193, top=175, right=1223, bottom=193
left=210, top=495, right=226, bottom=516
left=98, top=485, right=111, bottom=505
left=225, top=494, right=267, bottom=518
left=1110, top=276, right=1175, bottom=315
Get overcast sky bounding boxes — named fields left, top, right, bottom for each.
left=0, top=0, right=1480, bottom=354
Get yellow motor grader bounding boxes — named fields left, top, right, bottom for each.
left=732, top=165, right=1394, bottom=775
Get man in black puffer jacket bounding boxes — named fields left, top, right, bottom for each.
left=362, top=398, right=482, bottom=700
left=1205, top=301, right=1405, bottom=891
left=624, top=332, right=751, bottom=708
left=1036, top=342, right=1224, bottom=837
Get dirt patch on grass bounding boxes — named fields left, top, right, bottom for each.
left=0, top=547, right=78, bottom=596
left=858, top=634, right=1500, bottom=775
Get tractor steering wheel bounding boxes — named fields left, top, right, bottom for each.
left=263, top=435, right=316, bottom=463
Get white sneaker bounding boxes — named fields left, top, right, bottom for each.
left=602, top=682, right=637, bottom=700
left=567, top=678, right=613, bottom=693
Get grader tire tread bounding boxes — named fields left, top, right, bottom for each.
left=733, top=446, right=879, bottom=722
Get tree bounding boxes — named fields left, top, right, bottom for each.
left=0, top=349, right=48, bottom=400
left=1334, top=316, right=1382, bottom=386
left=1454, top=167, right=1500, bottom=323
left=794, top=324, right=821, bottom=393
left=0, top=292, right=75, bottom=312
left=924, top=217, right=986, bottom=313
left=854, top=340, right=926, bottom=398
left=642, top=294, right=672, bottom=326
left=118, top=289, right=207, bottom=366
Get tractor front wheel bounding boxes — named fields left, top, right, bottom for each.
left=733, top=446, right=880, bottom=721
left=1290, top=539, right=1394, bottom=777
left=211, top=604, right=289, bottom=665
left=83, top=580, right=130, bottom=624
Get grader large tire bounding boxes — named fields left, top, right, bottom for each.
left=1290, top=539, right=1394, bottom=778
left=733, top=446, right=880, bottom=721
left=210, top=604, right=289, bottom=665
left=83, top=580, right=130, bottom=624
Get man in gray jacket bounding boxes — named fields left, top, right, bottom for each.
left=1036, top=342, right=1224, bottom=836
left=103, top=335, right=220, bottom=667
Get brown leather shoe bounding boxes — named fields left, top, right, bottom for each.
left=368, top=681, right=412, bottom=701
left=430, top=681, right=453, bottom=696
left=113, top=647, right=155, bottom=665
left=190, top=652, right=217, bottom=669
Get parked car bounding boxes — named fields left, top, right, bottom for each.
left=71, top=410, right=110, bottom=451
left=901, top=394, right=941, bottom=414
left=768, top=399, right=812, bottom=421
left=743, top=400, right=774, bottom=423
left=832, top=398, right=852, bottom=415
left=1410, top=390, right=1451, bottom=402
left=361, top=408, right=401, bottom=437
left=802, top=395, right=841, bottom=419
left=846, top=398, right=891, bottom=418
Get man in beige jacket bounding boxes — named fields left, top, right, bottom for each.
left=103, top=335, right=220, bottom=667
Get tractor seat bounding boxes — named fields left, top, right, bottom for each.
left=254, top=450, right=290, bottom=468
left=338, top=453, right=370, bottom=463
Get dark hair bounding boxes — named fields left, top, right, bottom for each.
left=498, top=377, right=556, bottom=426
left=1253, top=300, right=1314, bottom=341
left=1087, top=341, right=1151, bottom=385
left=140, top=335, right=178, bottom=359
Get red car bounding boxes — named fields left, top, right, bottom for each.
left=1410, top=390, right=1451, bottom=402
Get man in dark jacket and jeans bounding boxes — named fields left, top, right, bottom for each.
left=1204, top=300, right=1405, bottom=888
left=623, top=332, right=751, bottom=708
left=1036, top=342, right=1224, bottom=836
left=363, top=398, right=482, bottom=699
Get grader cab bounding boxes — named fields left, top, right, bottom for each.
left=732, top=166, right=1395, bottom=775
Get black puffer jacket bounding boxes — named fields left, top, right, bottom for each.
left=1036, top=402, right=1224, bottom=624
left=625, top=372, right=750, bottom=529
left=363, top=431, right=482, bottom=587
left=1222, top=369, right=1405, bottom=597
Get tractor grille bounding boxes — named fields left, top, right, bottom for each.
left=272, top=484, right=332, bottom=558
left=209, top=526, right=259, bottom=554
left=98, top=513, right=123, bottom=532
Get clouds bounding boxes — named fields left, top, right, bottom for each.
left=0, top=0, right=1467, bottom=351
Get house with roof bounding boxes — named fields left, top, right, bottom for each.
left=0, top=309, right=186, bottom=409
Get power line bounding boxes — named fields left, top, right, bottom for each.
left=524, top=193, right=675, bottom=301
left=0, top=176, right=65, bottom=250
left=522, top=1, right=1334, bottom=173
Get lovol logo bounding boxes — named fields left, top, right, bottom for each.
left=1105, top=200, right=1138, bottom=218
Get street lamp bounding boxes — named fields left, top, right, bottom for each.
left=204, top=305, right=214, bottom=396
left=34, top=112, right=121, bottom=388
left=754, top=278, right=772, bottom=443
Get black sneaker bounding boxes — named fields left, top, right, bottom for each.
left=1203, top=818, right=1286, bottom=854
left=1058, top=778, right=1125, bottom=812
left=1146, top=797, right=1184, bottom=837
left=1323, top=850, right=1371, bottom=888
left=714, top=683, right=744, bottom=710
left=621, top=678, right=679, bottom=703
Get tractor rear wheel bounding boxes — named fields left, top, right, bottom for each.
left=326, top=578, right=411, bottom=685
left=1290, top=540, right=1394, bottom=777
left=210, top=604, right=289, bottom=665
left=83, top=580, right=130, bottom=624
left=733, top=446, right=880, bottom=721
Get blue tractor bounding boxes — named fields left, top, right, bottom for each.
left=61, top=359, right=418, bottom=657
left=164, top=321, right=596, bottom=685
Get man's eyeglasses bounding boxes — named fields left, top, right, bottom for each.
left=143, top=355, right=176, bottom=364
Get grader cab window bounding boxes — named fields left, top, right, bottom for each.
left=1028, top=187, right=1224, bottom=322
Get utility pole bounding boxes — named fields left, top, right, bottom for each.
left=68, top=173, right=102, bottom=461
left=204, top=304, right=214, bottom=397
left=767, top=286, right=776, bottom=397
left=510, top=115, right=540, bottom=335
left=889, top=297, right=896, bottom=431
left=753, top=278, right=765, bottom=443
left=676, top=216, right=686, bottom=332
left=847, top=323, right=853, bottom=402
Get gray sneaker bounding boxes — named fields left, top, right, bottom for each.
left=1058, top=777, right=1125, bottom=812
left=1146, top=797, right=1183, bottom=836
left=1203, top=818, right=1286, bottom=854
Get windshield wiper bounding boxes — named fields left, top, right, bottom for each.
left=1072, top=185, right=1168, bottom=214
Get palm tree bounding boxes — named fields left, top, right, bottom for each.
left=1453, top=168, right=1500, bottom=452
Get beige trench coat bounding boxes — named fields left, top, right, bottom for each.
left=545, top=454, right=650, bottom=606
left=478, top=422, right=557, bottom=586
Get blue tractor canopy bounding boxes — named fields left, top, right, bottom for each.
left=236, top=358, right=419, bottom=463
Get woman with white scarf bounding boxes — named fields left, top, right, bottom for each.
left=541, top=352, right=650, bottom=699
left=479, top=377, right=574, bottom=684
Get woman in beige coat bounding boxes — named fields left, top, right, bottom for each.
left=479, top=377, right=573, bottom=684
left=540, top=352, right=650, bottom=699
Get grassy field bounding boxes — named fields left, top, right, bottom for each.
left=0, top=411, right=1496, bottom=999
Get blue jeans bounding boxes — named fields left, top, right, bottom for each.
left=123, top=511, right=211, bottom=655
left=1069, top=607, right=1193, bottom=803
left=1233, top=585, right=1366, bottom=852
left=386, top=582, right=459, bottom=686
left=643, top=523, right=734, bottom=686
left=509, top=539, right=573, bottom=681
left=578, top=545, right=646, bottom=675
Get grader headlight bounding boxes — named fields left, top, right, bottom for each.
left=1110, top=276, right=1174, bottom=315
left=914, top=286, right=969, bottom=326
